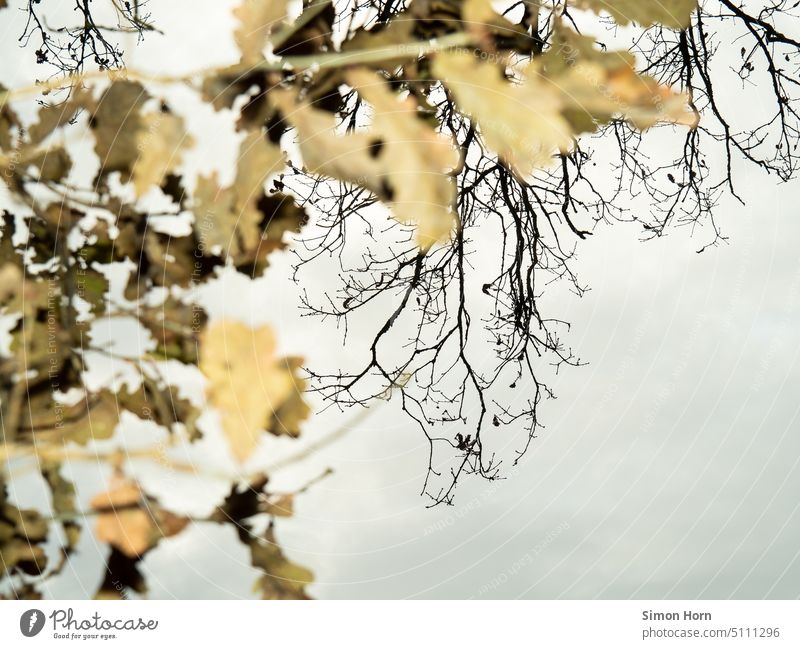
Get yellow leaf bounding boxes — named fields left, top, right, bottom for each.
left=193, top=173, right=239, bottom=254
left=274, top=70, right=460, bottom=249
left=434, top=30, right=697, bottom=178
left=193, top=134, right=287, bottom=266
left=538, top=27, right=698, bottom=131
left=433, top=51, right=574, bottom=177
left=199, top=321, right=302, bottom=461
left=233, top=0, right=289, bottom=64
left=233, top=131, right=285, bottom=250
left=132, top=112, right=194, bottom=197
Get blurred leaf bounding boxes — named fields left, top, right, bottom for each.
left=91, top=478, right=189, bottom=559
left=0, top=485, right=49, bottom=577
left=41, top=461, right=81, bottom=550
left=434, top=28, right=697, bottom=177
left=26, top=146, right=72, bottom=182
left=27, top=95, right=84, bottom=146
left=132, top=111, right=194, bottom=196
left=211, top=473, right=269, bottom=523
left=266, top=357, right=309, bottom=437
left=141, top=296, right=205, bottom=364
left=434, top=51, right=573, bottom=177
left=234, top=131, right=285, bottom=233
left=95, top=547, right=146, bottom=600
left=89, top=80, right=148, bottom=180
left=193, top=140, right=303, bottom=275
left=200, top=321, right=308, bottom=461
left=0, top=84, right=19, bottom=152
left=242, top=525, right=312, bottom=600
left=233, top=0, right=289, bottom=63
left=274, top=70, right=460, bottom=249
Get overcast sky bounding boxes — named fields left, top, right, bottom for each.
left=2, top=0, right=799, bottom=599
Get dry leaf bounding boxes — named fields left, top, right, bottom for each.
left=91, top=480, right=189, bottom=558
left=91, top=482, right=152, bottom=558
left=199, top=321, right=302, bottom=461
left=434, top=28, right=696, bottom=177
left=433, top=51, right=573, bottom=177
left=0, top=83, right=19, bottom=152
left=89, top=80, right=149, bottom=178
left=194, top=133, right=283, bottom=255
left=461, top=0, right=529, bottom=46
left=193, top=173, right=239, bottom=255
left=274, top=70, right=460, bottom=249
left=233, top=130, right=285, bottom=249
left=233, top=0, right=289, bottom=64
left=26, top=146, right=73, bottom=182
left=27, top=94, right=85, bottom=145
left=536, top=27, right=698, bottom=131
left=132, top=112, right=194, bottom=196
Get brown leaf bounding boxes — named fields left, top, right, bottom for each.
left=91, top=479, right=189, bottom=558
left=26, top=146, right=73, bottom=182
left=0, top=83, right=19, bottom=152
left=244, top=525, right=312, bottom=599
left=90, top=80, right=149, bottom=179
left=234, top=131, right=285, bottom=239
left=27, top=95, right=85, bottom=146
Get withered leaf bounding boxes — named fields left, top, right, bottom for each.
left=91, top=478, right=189, bottom=559
left=41, top=461, right=81, bottom=550
left=0, top=84, right=19, bottom=152
left=274, top=70, right=460, bottom=249
left=233, top=0, right=289, bottom=64
left=242, top=525, right=312, bottom=600
left=434, top=27, right=697, bottom=178
left=26, top=146, right=73, bottom=183
left=199, top=321, right=308, bottom=461
left=433, top=51, right=573, bottom=177
left=132, top=112, right=194, bottom=196
left=28, top=96, right=84, bottom=146
left=192, top=134, right=300, bottom=274
left=90, top=80, right=149, bottom=179
left=0, top=493, right=49, bottom=577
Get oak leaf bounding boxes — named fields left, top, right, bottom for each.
left=199, top=321, right=306, bottom=461
left=233, top=0, right=289, bottom=64
left=193, top=134, right=299, bottom=272
left=132, top=112, right=194, bottom=196
left=274, top=69, right=460, bottom=249
left=89, top=80, right=149, bottom=179
left=434, top=29, right=697, bottom=177
left=433, top=51, right=573, bottom=177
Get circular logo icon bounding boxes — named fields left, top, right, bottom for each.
left=20, top=609, right=45, bottom=638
